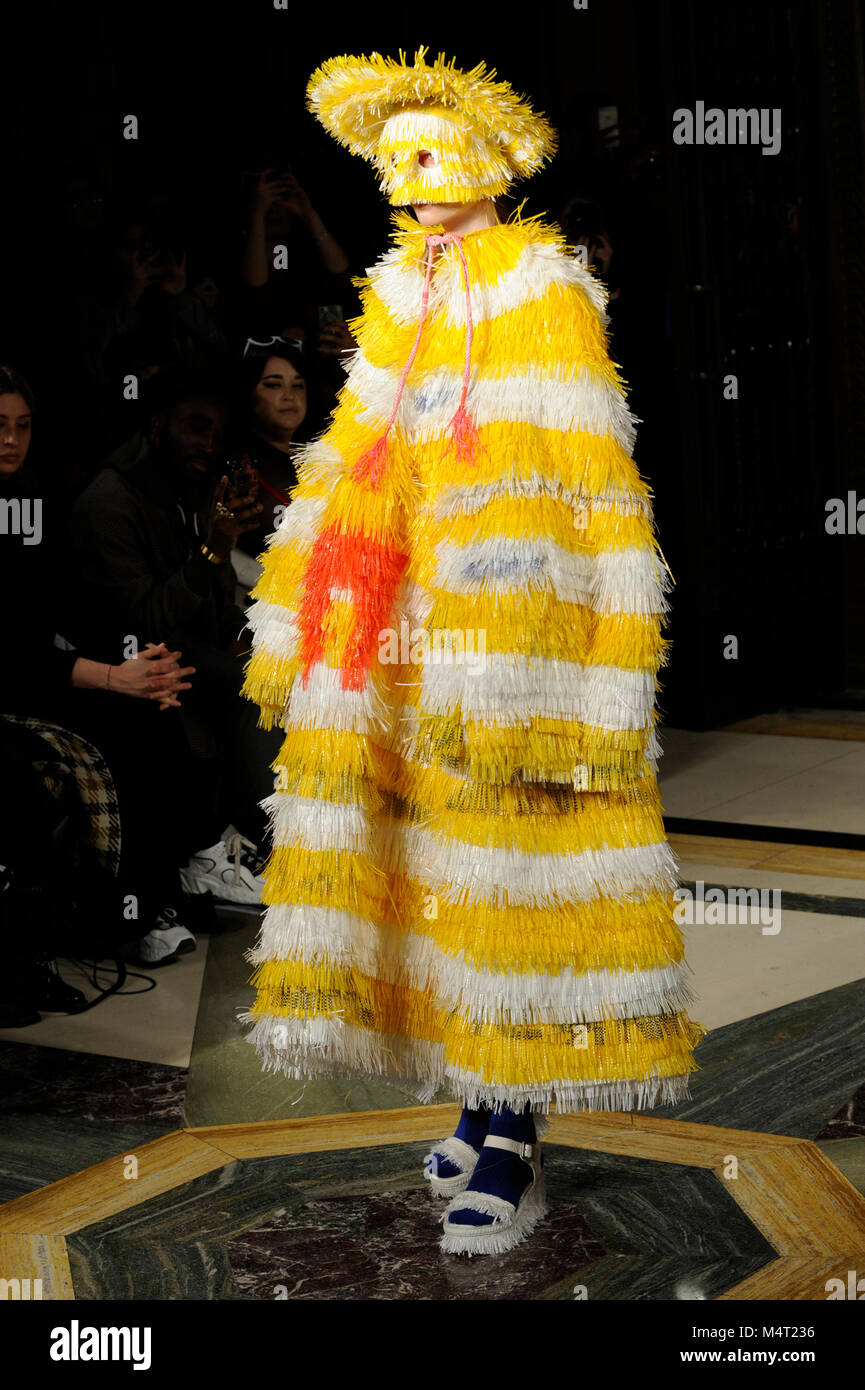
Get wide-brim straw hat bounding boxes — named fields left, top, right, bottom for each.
left=307, top=45, right=557, bottom=205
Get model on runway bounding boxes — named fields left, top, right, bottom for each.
left=240, top=47, right=706, bottom=1256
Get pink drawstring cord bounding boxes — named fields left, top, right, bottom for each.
left=439, top=233, right=487, bottom=468
left=353, top=231, right=482, bottom=488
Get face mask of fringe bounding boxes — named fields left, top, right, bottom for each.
left=376, top=107, right=515, bottom=205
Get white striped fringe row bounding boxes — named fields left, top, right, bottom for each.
left=239, top=1013, right=695, bottom=1116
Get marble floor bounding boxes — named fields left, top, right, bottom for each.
left=1, top=717, right=864, bottom=1299
left=1, top=994, right=863, bottom=1300
left=64, top=1142, right=773, bottom=1301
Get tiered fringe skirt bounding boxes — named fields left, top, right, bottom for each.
left=241, top=639, right=706, bottom=1115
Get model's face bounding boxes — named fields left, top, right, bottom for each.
left=0, top=393, right=32, bottom=476
left=252, top=356, right=307, bottom=438
left=411, top=202, right=465, bottom=226
left=410, top=179, right=498, bottom=235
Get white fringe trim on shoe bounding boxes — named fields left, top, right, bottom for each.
left=439, top=1167, right=548, bottom=1256
left=423, top=1135, right=480, bottom=1197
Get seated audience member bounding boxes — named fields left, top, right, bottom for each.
left=227, top=339, right=314, bottom=605
left=145, top=249, right=230, bottom=368
left=74, top=218, right=229, bottom=435
left=0, top=366, right=198, bottom=1002
left=68, top=369, right=282, bottom=902
left=69, top=215, right=228, bottom=466
left=236, top=166, right=352, bottom=347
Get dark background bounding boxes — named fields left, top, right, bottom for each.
left=4, top=0, right=865, bottom=728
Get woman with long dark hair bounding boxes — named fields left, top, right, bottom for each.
left=228, top=339, right=318, bottom=603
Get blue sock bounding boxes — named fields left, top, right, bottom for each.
left=447, top=1103, right=538, bottom=1225
left=430, top=1102, right=491, bottom=1178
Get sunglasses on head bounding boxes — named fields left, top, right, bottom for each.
left=242, top=335, right=304, bottom=358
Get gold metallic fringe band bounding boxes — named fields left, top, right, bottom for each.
left=239, top=1012, right=703, bottom=1115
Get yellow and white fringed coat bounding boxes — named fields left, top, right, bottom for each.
left=240, top=210, right=706, bottom=1115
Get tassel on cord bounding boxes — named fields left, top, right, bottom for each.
left=439, top=233, right=487, bottom=467
left=353, top=230, right=484, bottom=488
left=352, top=432, right=390, bottom=490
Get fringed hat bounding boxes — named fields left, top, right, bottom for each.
left=307, top=46, right=557, bottom=205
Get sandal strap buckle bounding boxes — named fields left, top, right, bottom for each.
left=483, top=1134, right=536, bottom=1161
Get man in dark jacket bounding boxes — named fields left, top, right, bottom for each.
left=70, top=372, right=245, bottom=654
left=69, top=370, right=281, bottom=904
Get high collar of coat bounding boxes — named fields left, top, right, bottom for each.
left=387, top=205, right=565, bottom=276
left=363, top=207, right=602, bottom=328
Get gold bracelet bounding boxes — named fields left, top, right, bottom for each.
left=200, top=542, right=224, bottom=565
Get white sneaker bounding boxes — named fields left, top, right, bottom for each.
left=138, top=908, right=197, bottom=965
left=179, top=830, right=266, bottom=905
